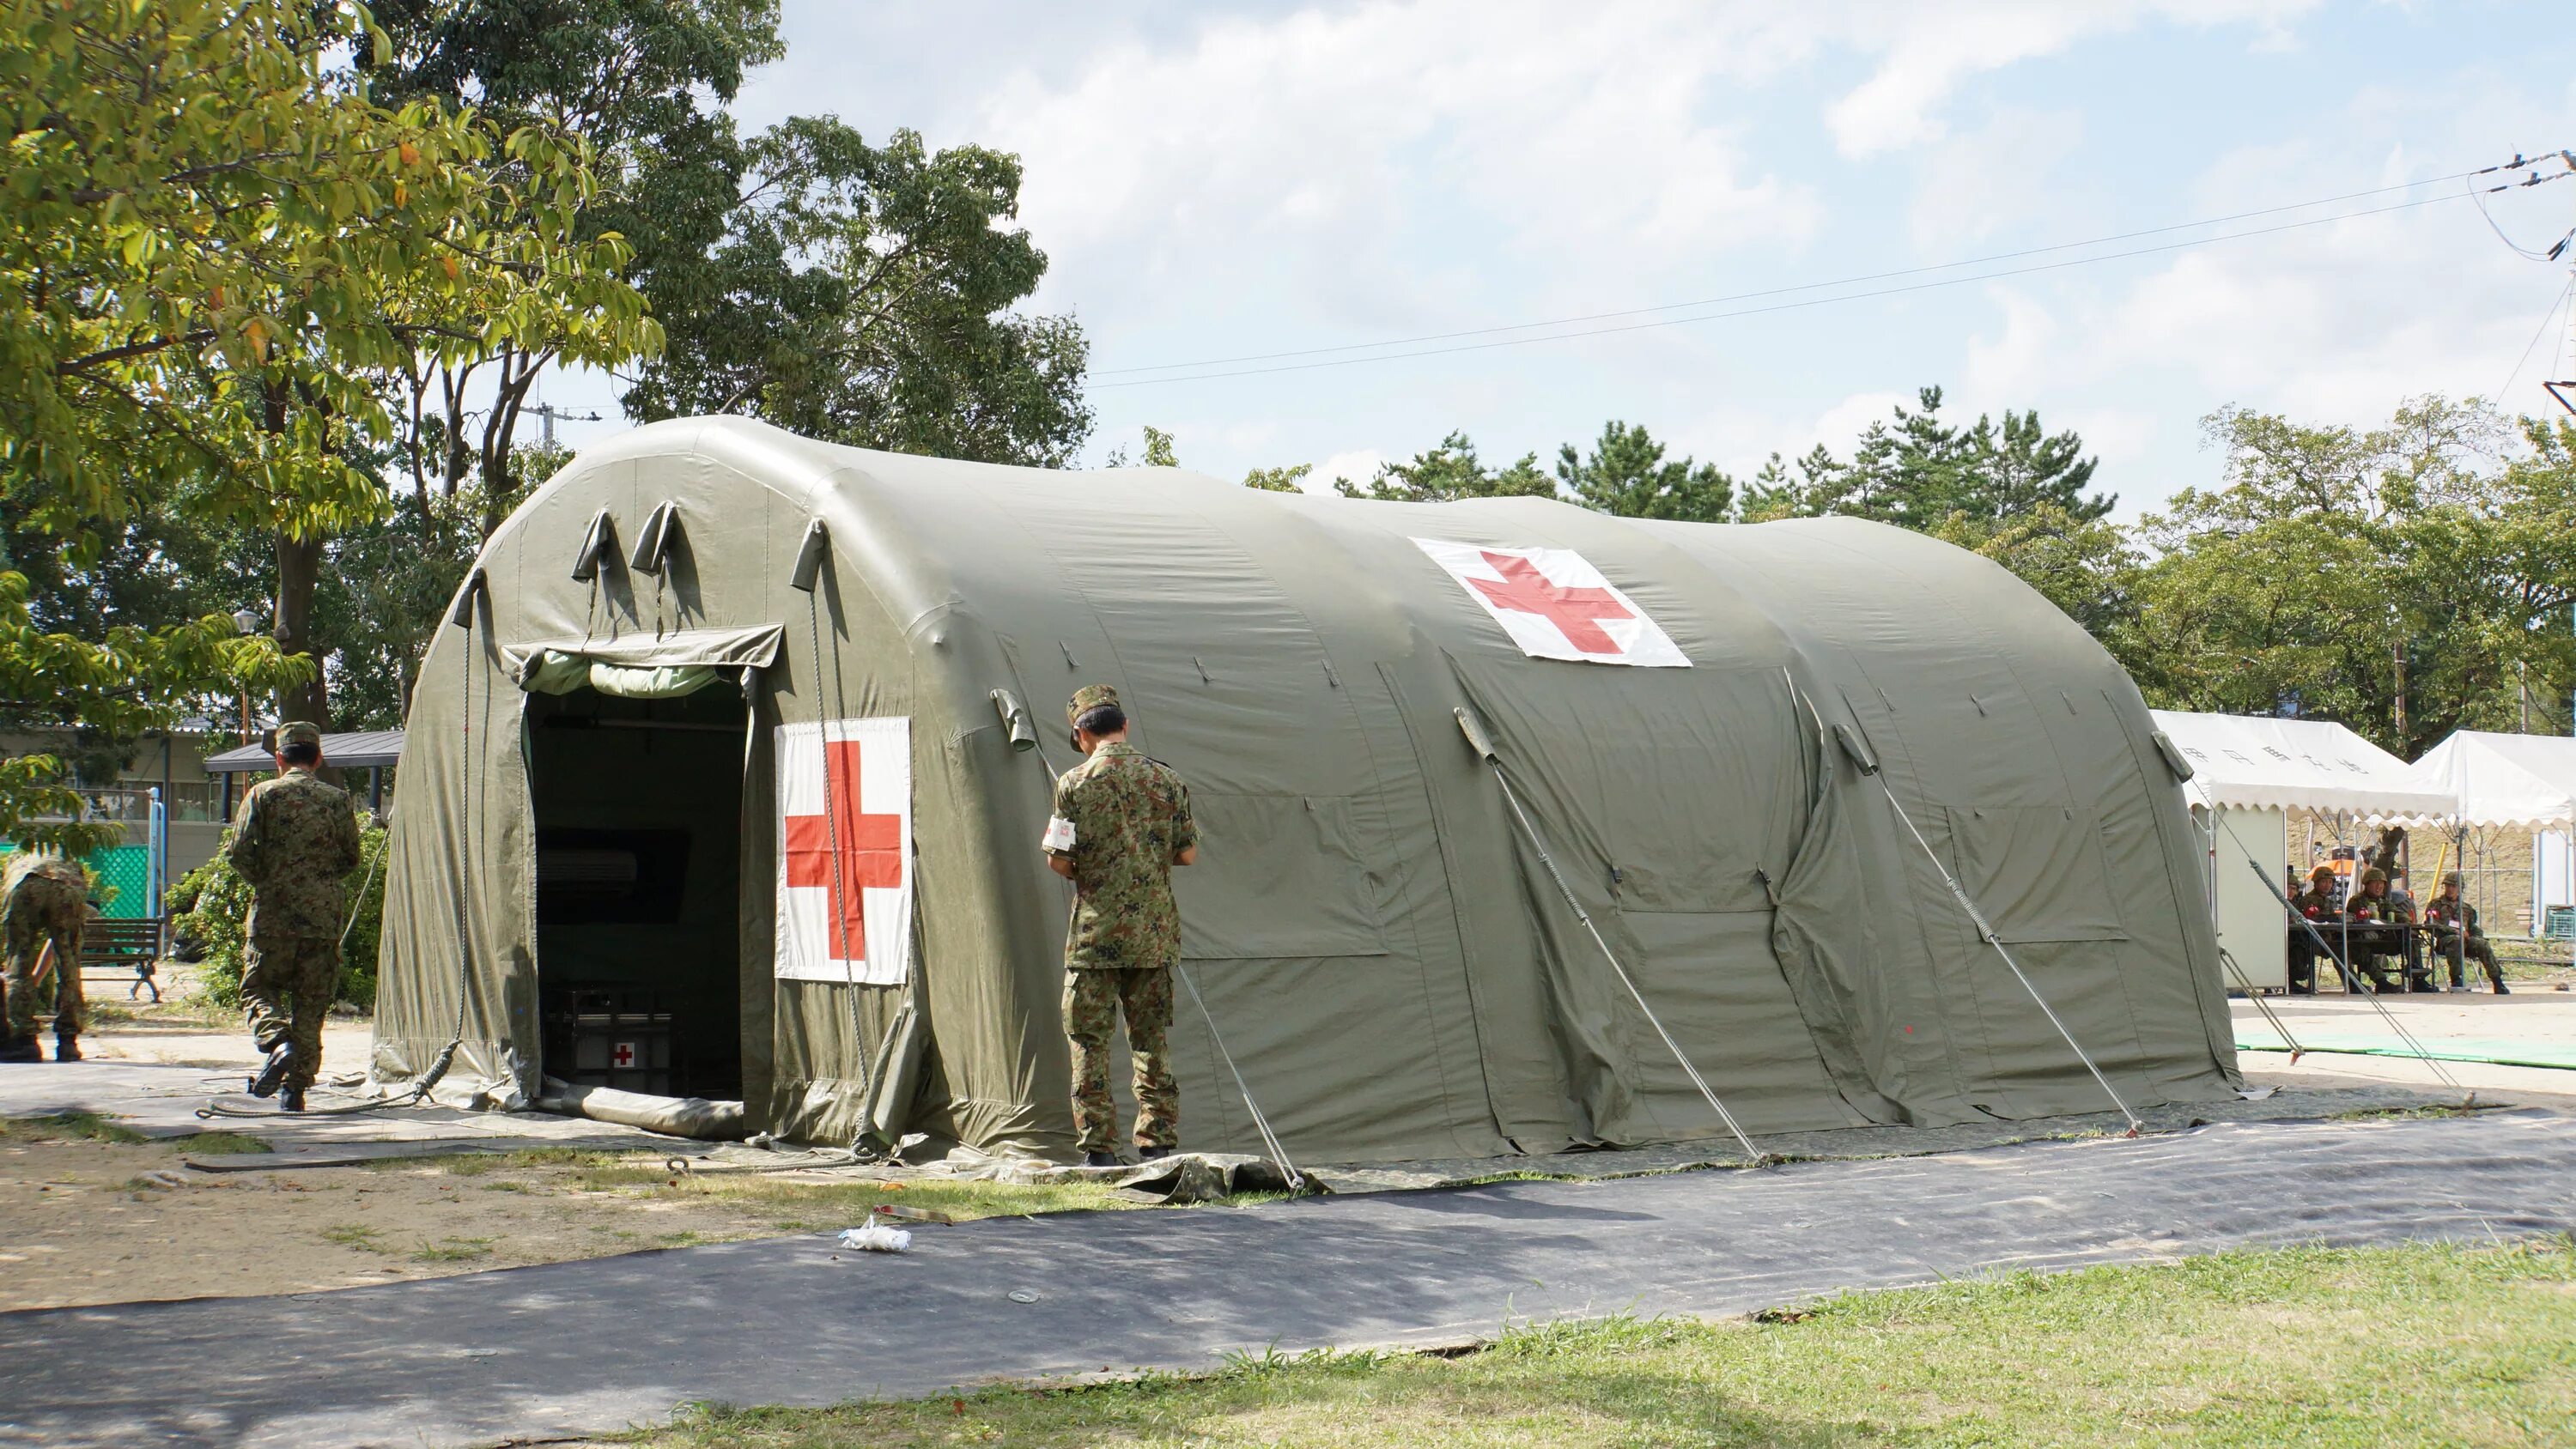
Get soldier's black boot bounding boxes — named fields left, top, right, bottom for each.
left=279, top=1085, right=307, bottom=1113
left=1137, top=1145, right=1171, bottom=1161
left=52, top=1034, right=80, bottom=1062
left=1084, top=1150, right=1119, bottom=1167
left=0, top=1034, right=39, bottom=1064
left=246, top=1042, right=295, bottom=1098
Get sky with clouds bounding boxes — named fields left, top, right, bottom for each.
left=539, top=1, right=2576, bottom=518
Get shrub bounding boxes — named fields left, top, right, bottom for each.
left=167, top=824, right=387, bottom=1012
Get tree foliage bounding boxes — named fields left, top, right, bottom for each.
left=2126, top=399, right=2576, bottom=755
left=626, top=118, right=1092, bottom=466
left=1555, top=420, right=1735, bottom=522
left=1741, top=388, right=2107, bottom=528
left=1338, top=431, right=1554, bottom=502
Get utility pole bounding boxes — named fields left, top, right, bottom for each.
left=2391, top=634, right=2407, bottom=747
left=528, top=401, right=601, bottom=450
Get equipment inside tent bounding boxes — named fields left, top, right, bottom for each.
left=371, top=416, right=2243, bottom=1163
left=2409, top=731, right=2576, bottom=956
left=2148, top=711, right=2456, bottom=992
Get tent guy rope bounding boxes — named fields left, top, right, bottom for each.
left=1454, top=705, right=1768, bottom=1166
left=1026, top=736, right=1307, bottom=1190
left=1781, top=673, right=2145, bottom=1137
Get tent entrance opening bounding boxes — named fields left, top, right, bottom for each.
left=528, top=686, right=745, bottom=1100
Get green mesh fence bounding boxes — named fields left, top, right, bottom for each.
left=1, top=842, right=156, bottom=918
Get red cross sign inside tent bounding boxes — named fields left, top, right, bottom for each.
left=1413, top=539, right=1690, bottom=667
left=775, top=717, right=913, bottom=985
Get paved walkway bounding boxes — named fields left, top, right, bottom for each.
left=3, top=1108, right=2571, bottom=1449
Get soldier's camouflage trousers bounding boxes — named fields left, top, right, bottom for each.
left=3, top=875, right=85, bottom=1040
left=243, top=933, right=339, bottom=1093
left=1063, top=965, right=1177, bottom=1153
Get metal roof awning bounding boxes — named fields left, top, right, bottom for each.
left=203, top=729, right=405, bottom=774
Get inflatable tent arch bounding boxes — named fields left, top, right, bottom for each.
left=373, top=415, right=2240, bottom=1161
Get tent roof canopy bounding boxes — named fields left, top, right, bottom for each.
left=2148, top=710, right=2452, bottom=822
left=2409, top=730, right=2576, bottom=831
left=204, top=729, right=404, bottom=774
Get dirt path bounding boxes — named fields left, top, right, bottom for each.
left=0, top=1116, right=1127, bottom=1313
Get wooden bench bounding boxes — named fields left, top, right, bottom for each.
left=76, top=917, right=163, bottom=1003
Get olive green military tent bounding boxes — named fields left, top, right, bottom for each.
left=374, top=415, right=2240, bottom=1161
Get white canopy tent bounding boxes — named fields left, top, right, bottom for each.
left=2150, top=711, right=2458, bottom=990
left=2151, top=711, right=2456, bottom=822
left=2409, top=731, right=2576, bottom=833
left=2409, top=731, right=2576, bottom=952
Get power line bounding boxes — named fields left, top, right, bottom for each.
left=2492, top=274, right=2574, bottom=405
left=1101, top=168, right=2500, bottom=379
left=1094, top=191, right=2491, bottom=391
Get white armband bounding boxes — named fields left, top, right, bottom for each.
left=1042, top=815, right=1078, bottom=852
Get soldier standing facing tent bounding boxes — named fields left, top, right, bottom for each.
left=2, top=852, right=90, bottom=1062
left=228, top=722, right=361, bottom=1113
left=1042, top=685, right=1200, bottom=1167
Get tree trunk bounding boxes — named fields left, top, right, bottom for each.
left=273, top=528, right=331, bottom=730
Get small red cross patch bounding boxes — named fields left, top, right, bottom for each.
left=612, top=1042, right=635, bottom=1069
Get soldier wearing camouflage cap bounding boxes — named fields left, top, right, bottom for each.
left=1042, top=685, right=1200, bottom=1166
left=2, top=852, right=92, bottom=1062
left=227, top=722, right=361, bottom=1110
left=2425, top=871, right=2506, bottom=994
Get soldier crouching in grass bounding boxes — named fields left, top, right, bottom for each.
left=228, top=721, right=361, bottom=1113
left=1043, top=685, right=1199, bottom=1167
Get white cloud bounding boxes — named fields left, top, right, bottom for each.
left=1907, top=109, right=2085, bottom=247
left=979, top=1, right=1832, bottom=324
left=1826, top=1, right=2318, bottom=157
left=1962, top=286, right=2063, bottom=400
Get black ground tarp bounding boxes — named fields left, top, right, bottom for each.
left=3, top=1108, right=2572, bottom=1448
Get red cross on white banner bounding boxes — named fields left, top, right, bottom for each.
left=1413, top=539, right=1690, bottom=667
left=775, top=718, right=913, bottom=985
left=612, top=1042, right=635, bottom=1069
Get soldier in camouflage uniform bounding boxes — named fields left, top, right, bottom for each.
left=227, top=722, right=361, bottom=1111
left=2424, top=871, right=2506, bottom=994
left=3, top=852, right=91, bottom=1062
left=1043, top=685, right=1199, bottom=1166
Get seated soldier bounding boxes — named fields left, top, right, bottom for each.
left=2346, top=868, right=2429, bottom=992
left=2424, top=871, right=2507, bottom=995
left=2284, top=864, right=2342, bottom=994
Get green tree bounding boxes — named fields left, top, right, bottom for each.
left=0, top=0, right=517, bottom=842
left=1555, top=420, right=1734, bottom=521
left=1243, top=464, right=1313, bottom=493
left=1737, top=388, right=2106, bottom=529
left=1340, top=432, right=1555, bottom=502
left=361, top=1, right=773, bottom=514
left=2127, top=397, right=2573, bottom=755
left=626, top=118, right=1093, bottom=466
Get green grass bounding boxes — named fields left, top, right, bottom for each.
left=320, top=1223, right=386, bottom=1252
left=624, top=1239, right=2576, bottom=1449
left=0, top=1112, right=147, bottom=1145
left=423, top=1147, right=1136, bottom=1225
left=410, top=1236, right=495, bottom=1264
